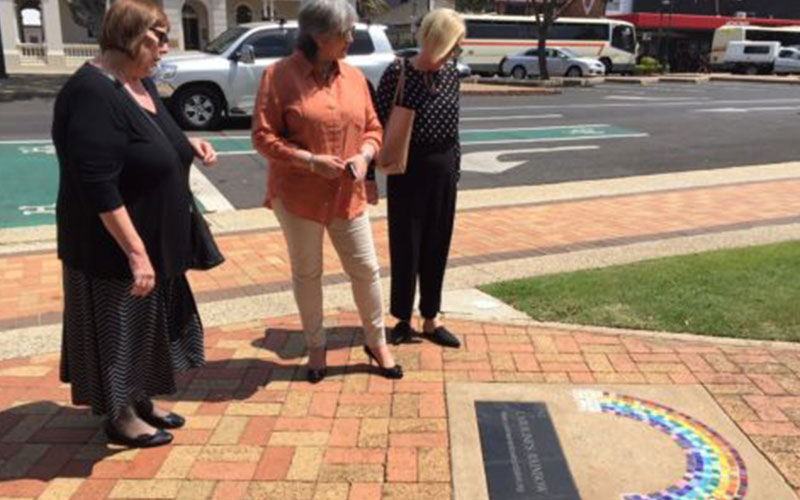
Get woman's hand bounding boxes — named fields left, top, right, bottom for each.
left=311, top=155, right=346, bottom=179
left=188, top=138, right=218, bottom=166
left=344, top=154, right=369, bottom=181
left=128, top=250, right=156, bottom=297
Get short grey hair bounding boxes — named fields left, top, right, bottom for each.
left=296, top=0, right=357, bottom=60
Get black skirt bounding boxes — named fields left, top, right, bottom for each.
left=60, top=266, right=205, bottom=420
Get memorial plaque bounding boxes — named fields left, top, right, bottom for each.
left=475, top=401, right=581, bottom=500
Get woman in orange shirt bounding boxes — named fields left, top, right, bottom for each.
left=252, top=0, right=401, bottom=383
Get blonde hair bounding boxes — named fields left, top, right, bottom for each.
left=99, top=0, right=169, bottom=59
left=416, top=8, right=465, bottom=63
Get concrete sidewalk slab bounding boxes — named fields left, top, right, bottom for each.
left=449, top=383, right=797, bottom=500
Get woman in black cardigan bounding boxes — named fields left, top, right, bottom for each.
left=52, top=0, right=217, bottom=448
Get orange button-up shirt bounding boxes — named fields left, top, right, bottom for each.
left=251, top=51, right=383, bottom=224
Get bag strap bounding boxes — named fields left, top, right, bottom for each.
left=392, top=58, right=406, bottom=107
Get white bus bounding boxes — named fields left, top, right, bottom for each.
left=711, top=24, right=800, bottom=67
left=461, top=14, right=637, bottom=74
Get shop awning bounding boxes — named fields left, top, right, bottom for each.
left=609, top=13, right=800, bottom=31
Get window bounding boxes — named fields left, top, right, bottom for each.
left=466, top=20, right=537, bottom=40
left=743, top=45, right=771, bottom=54
left=551, top=22, right=609, bottom=41
left=235, top=5, right=253, bottom=24
left=779, top=49, right=794, bottom=58
left=612, top=25, right=635, bottom=52
left=244, top=29, right=293, bottom=58
left=746, top=29, right=800, bottom=46
left=347, top=29, right=374, bottom=55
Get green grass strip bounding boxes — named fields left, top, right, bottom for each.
left=481, top=241, right=800, bottom=342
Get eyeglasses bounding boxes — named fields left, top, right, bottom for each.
left=450, top=45, right=463, bottom=59
left=340, top=26, right=356, bottom=40
left=149, top=27, right=169, bottom=46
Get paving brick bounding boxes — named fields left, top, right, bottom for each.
left=318, top=464, right=385, bottom=482
left=286, top=446, right=325, bottom=481
left=382, top=483, right=451, bottom=500
left=108, top=479, right=181, bottom=498
left=348, top=483, right=381, bottom=500
left=324, top=447, right=386, bottom=464
left=253, top=447, right=294, bottom=480
left=156, top=446, right=203, bottom=479
left=739, top=421, right=800, bottom=437
left=417, top=447, right=450, bottom=483
left=247, top=482, right=315, bottom=500
left=358, top=419, right=389, bottom=448
left=313, top=482, right=350, bottom=500
left=211, top=481, right=249, bottom=500
left=387, top=447, right=417, bottom=482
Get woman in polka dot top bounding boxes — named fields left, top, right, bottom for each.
left=375, top=8, right=464, bottom=349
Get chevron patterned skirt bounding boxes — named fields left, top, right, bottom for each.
left=59, top=266, right=205, bottom=420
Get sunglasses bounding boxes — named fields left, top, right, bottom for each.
left=149, top=27, right=169, bottom=46
left=450, top=45, right=463, bottom=59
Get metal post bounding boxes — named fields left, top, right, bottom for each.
left=0, top=20, right=7, bottom=79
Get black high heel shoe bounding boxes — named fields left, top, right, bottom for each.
left=363, top=345, right=403, bottom=379
left=306, top=367, right=328, bottom=384
left=105, top=422, right=173, bottom=448
left=135, top=400, right=186, bottom=429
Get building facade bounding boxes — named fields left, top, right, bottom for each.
left=0, top=0, right=304, bottom=74
left=608, top=0, right=800, bottom=71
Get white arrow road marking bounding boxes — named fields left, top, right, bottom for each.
left=462, top=145, right=600, bottom=174
left=694, top=106, right=800, bottom=113
left=189, top=164, right=235, bottom=213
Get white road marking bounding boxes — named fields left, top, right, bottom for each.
left=460, top=114, right=563, bottom=121
left=694, top=106, right=800, bottom=113
left=189, top=164, right=235, bottom=213
left=463, top=132, right=648, bottom=146
left=463, top=98, right=800, bottom=111
left=604, top=95, right=708, bottom=101
left=462, top=145, right=600, bottom=173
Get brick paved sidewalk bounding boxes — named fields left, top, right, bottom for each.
left=2, top=177, right=800, bottom=330
left=0, top=312, right=799, bottom=499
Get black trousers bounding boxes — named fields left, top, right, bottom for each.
left=387, top=144, right=458, bottom=321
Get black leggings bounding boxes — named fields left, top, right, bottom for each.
left=387, top=144, right=458, bottom=321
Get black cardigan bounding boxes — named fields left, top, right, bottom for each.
left=52, top=64, right=195, bottom=279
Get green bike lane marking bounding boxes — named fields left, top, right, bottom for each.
left=0, top=124, right=645, bottom=228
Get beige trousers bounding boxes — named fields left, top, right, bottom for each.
left=273, top=200, right=386, bottom=349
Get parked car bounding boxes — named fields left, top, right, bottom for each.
left=721, top=40, right=781, bottom=75
left=153, top=21, right=395, bottom=130
left=774, top=47, right=800, bottom=74
left=499, top=47, right=606, bottom=79
left=393, top=47, right=472, bottom=78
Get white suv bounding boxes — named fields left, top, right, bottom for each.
left=154, top=21, right=395, bottom=130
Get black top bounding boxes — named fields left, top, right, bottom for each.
left=52, top=63, right=195, bottom=279
left=375, top=57, right=461, bottom=164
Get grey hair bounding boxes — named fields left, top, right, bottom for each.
left=296, top=0, right=357, bottom=60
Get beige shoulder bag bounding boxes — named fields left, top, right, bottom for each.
left=377, top=59, right=415, bottom=175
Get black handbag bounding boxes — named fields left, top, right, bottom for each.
left=189, top=197, right=225, bottom=271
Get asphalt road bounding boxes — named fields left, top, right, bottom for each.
left=2, top=80, right=800, bottom=220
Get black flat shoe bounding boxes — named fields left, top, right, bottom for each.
left=105, top=423, right=173, bottom=448
left=306, top=367, right=328, bottom=384
left=135, top=400, right=186, bottom=429
left=391, top=321, right=415, bottom=345
left=363, top=345, right=404, bottom=379
left=424, top=326, right=461, bottom=348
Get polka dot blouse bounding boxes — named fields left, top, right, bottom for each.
left=375, top=57, right=461, bottom=165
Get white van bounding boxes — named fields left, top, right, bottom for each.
left=775, top=47, right=800, bottom=74
left=721, top=41, right=780, bottom=74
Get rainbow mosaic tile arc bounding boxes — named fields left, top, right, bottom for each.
left=576, top=391, right=747, bottom=500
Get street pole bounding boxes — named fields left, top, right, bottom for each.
left=0, top=20, right=7, bottom=79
